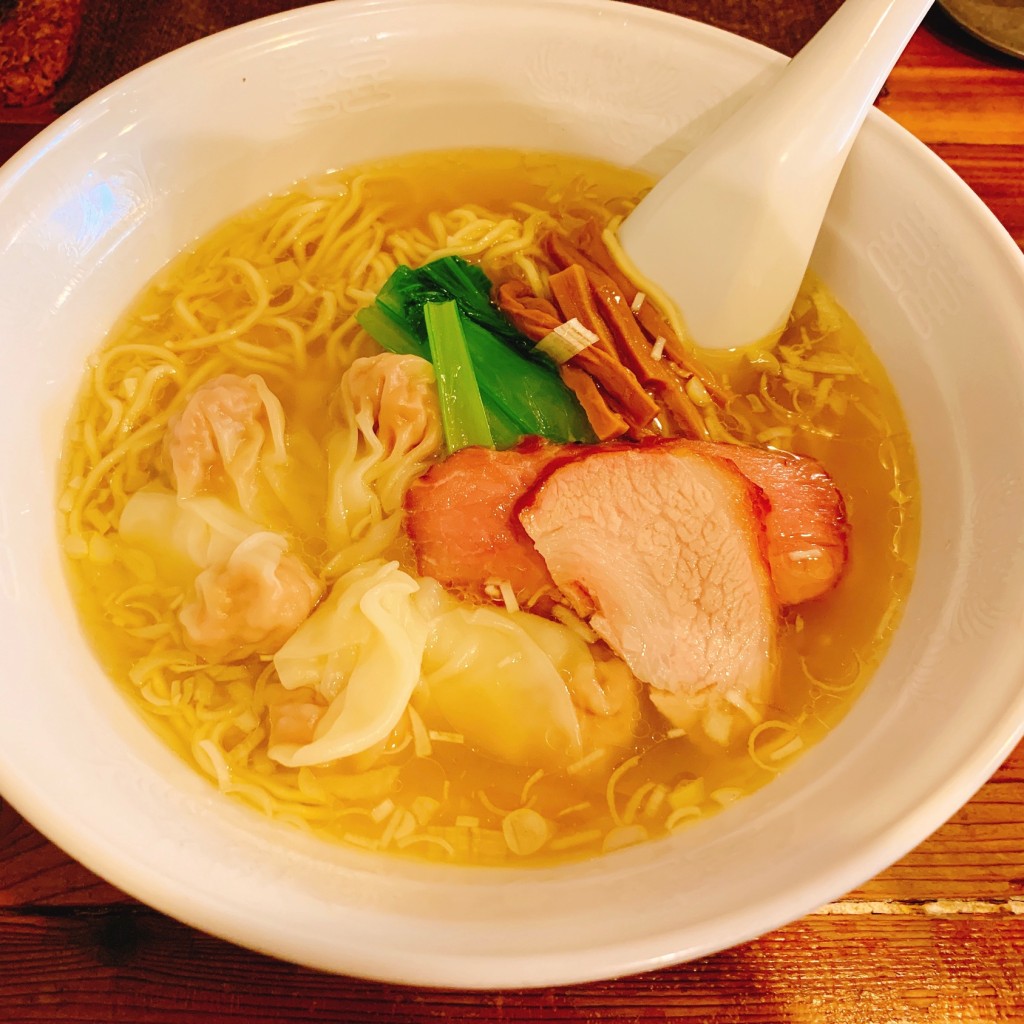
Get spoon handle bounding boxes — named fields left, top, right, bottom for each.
left=741, top=0, right=932, bottom=177
left=619, top=0, right=934, bottom=350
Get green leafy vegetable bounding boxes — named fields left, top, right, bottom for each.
left=354, top=304, right=425, bottom=359
left=459, top=318, right=591, bottom=442
left=355, top=256, right=595, bottom=449
left=423, top=301, right=493, bottom=454
left=416, top=258, right=531, bottom=351
left=483, top=403, right=525, bottom=451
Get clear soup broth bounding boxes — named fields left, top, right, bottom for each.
left=60, top=148, right=918, bottom=865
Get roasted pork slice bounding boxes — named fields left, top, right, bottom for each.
left=405, top=437, right=847, bottom=616
left=518, top=446, right=777, bottom=732
left=404, top=440, right=570, bottom=610
left=677, top=440, right=848, bottom=604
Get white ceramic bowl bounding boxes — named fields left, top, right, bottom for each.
left=1, top=0, right=1024, bottom=990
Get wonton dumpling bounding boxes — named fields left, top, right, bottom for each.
left=422, top=603, right=584, bottom=769
left=119, top=490, right=322, bottom=662
left=514, top=613, right=641, bottom=757
left=260, top=426, right=327, bottom=540
left=179, top=531, right=323, bottom=664
left=167, top=373, right=287, bottom=515
left=269, top=560, right=430, bottom=767
left=326, top=354, right=441, bottom=573
left=119, top=490, right=260, bottom=585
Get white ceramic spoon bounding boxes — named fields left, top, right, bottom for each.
left=617, top=0, right=935, bottom=351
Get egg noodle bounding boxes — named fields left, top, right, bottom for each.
left=59, top=149, right=917, bottom=864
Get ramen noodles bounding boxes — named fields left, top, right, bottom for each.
left=59, top=149, right=918, bottom=865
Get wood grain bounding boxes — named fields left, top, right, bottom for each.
left=0, top=738, right=1020, bottom=1019
left=0, top=121, right=45, bottom=165
left=0, top=799, right=127, bottom=908
left=931, top=143, right=1024, bottom=247
left=1, top=8, right=1024, bottom=1021
left=880, top=68, right=1024, bottom=146
left=0, top=911, right=1021, bottom=1022
left=878, top=9, right=1024, bottom=145
left=850, top=740, right=1024, bottom=903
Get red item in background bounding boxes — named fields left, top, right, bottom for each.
left=0, top=0, right=84, bottom=107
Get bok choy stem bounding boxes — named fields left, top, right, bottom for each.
left=354, top=305, right=426, bottom=359
left=423, top=301, right=493, bottom=454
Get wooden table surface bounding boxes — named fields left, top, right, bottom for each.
left=1, top=5, right=1023, bottom=1022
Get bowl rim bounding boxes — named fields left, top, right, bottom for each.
left=2, top=0, right=1024, bottom=990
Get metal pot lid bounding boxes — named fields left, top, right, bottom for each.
left=938, top=0, right=1024, bottom=60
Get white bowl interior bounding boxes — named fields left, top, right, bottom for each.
left=1, top=0, right=1024, bottom=989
